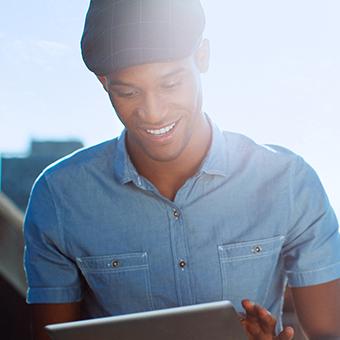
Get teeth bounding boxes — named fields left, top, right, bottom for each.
left=146, top=122, right=176, bottom=135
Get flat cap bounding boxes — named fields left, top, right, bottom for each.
left=81, top=0, right=205, bottom=75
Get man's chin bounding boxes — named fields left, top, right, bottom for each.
left=143, top=149, right=184, bottom=163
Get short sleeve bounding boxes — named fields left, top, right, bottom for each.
left=283, top=156, right=340, bottom=287
left=23, top=174, right=83, bottom=303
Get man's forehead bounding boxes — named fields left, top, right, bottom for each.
left=106, top=59, right=191, bottom=85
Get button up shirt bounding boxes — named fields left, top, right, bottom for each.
left=24, top=120, right=340, bottom=331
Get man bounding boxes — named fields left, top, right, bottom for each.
left=24, top=1, right=340, bottom=339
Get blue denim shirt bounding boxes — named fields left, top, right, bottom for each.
left=24, top=121, right=340, bottom=331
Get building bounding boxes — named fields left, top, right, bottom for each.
left=1, top=140, right=83, bottom=211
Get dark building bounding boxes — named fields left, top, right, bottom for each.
left=1, top=140, right=83, bottom=212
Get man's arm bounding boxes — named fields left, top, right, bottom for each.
left=291, top=278, right=340, bottom=339
left=30, top=302, right=82, bottom=340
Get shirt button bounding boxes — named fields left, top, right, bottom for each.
left=111, top=260, right=120, bottom=268
left=252, top=245, right=262, bottom=254
left=179, top=259, right=186, bottom=268
left=173, top=209, right=180, bottom=219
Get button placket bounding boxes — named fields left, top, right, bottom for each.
left=167, top=204, right=193, bottom=305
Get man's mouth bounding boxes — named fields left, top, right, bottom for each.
left=145, top=122, right=176, bottom=136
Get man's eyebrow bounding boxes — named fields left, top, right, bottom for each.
left=108, top=79, right=134, bottom=87
left=161, top=67, right=186, bottom=80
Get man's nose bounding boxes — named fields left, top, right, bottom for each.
left=136, top=92, right=167, bottom=124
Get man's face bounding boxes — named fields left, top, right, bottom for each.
left=99, top=41, right=209, bottom=164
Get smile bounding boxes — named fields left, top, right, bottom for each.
left=145, top=122, right=176, bottom=136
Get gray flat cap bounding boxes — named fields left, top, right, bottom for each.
left=81, top=0, right=205, bottom=75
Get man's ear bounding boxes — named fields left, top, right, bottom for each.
left=97, top=75, right=108, bottom=91
left=194, top=38, right=210, bottom=73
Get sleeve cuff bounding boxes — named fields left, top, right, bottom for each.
left=26, top=285, right=82, bottom=304
left=287, top=261, right=340, bottom=287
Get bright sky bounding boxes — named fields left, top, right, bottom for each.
left=1, top=0, right=339, bottom=216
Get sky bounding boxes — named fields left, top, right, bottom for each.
left=1, top=0, right=339, bottom=216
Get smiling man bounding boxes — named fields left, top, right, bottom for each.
left=23, top=1, right=340, bottom=340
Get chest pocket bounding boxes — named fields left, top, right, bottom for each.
left=218, top=235, right=284, bottom=311
left=76, top=252, right=154, bottom=315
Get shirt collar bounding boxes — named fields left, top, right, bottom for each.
left=113, top=115, right=228, bottom=184
left=113, top=129, right=139, bottom=184
left=199, top=117, right=228, bottom=177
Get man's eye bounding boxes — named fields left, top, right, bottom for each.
left=116, top=90, right=138, bottom=98
left=163, top=81, right=181, bottom=89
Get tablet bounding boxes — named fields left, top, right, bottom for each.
left=45, top=300, right=248, bottom=340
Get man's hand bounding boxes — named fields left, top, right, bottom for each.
left=241, top=299, right=294, bottom=340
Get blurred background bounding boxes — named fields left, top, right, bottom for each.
left=0, top=1, right=339, bottom=339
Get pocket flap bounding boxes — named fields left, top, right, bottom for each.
left=218, top=235, right=284, bottom=261
left=76, top=252, right=148, bottom=273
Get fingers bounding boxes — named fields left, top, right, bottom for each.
left=241, top=299, right=279, bottom=340
left=241, top=299, right=295, bottom=340
left=241, top=299, right=259, bottom=322
left=255, top=304, right=276, bottom=334
left=278, top=326, right=294, bottom=340
left=242, top=299, right=277, bottom=334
